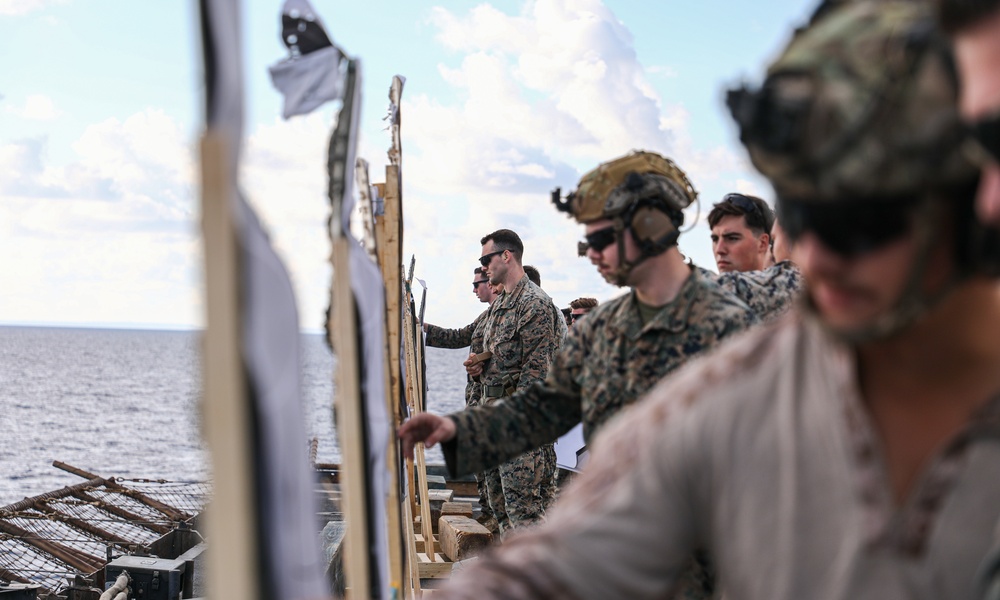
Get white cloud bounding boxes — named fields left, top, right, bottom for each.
left=0, top=0, right=67, bottom=16
left=5, top=94, right=62, bottom=120
left=389, top=0, right=759, bottom=327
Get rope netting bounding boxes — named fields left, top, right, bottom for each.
left=0, top=474, right=209, bottom=594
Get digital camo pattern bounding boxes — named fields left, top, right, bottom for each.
left=446, top=266, right=756, bottom=476
left=716, top=260, right=803, bottom=322
left=487, top=442, right=558, bottom=538
left=478, top=274, right=563, bottom=531
left=479, top=275, right=564, bottom=399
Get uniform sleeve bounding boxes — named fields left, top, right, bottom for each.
left=436, top=372, right=709, bottom=600
left=425, top=311, right=485, bottom=349
left=445, top=323, right=586, bottom=476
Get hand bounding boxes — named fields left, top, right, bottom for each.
left=397, top=413, right=457, bottom=459
left=463, top=353, right=484, bottom=377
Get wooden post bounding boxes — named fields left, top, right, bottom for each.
left=199, top=132, right=259, bottom=600
left=330, top=237, right=372, bottom=600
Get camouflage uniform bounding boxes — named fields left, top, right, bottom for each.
left=716, top=260, right=803, bottom=322
left=477, top=274, right=563, bottom=536
left=444, top=266, right=756, bottom=474
left=425, top=310, right=494, bottom=522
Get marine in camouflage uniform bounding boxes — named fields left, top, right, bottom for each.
left=476, top=231, right=565, bottom=536
left=716, top=259, right=803, bottom=322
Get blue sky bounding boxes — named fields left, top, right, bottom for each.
left=0, top=0, right=814, bottom=331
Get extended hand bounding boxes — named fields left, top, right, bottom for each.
left=397, top=413, right=457, bottom=459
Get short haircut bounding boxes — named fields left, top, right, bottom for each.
left=937, top=0, right=1000, bottom=32
left=523, top=265, right=541, bottom=286
left=707, top=194, right=774, bottom=236
left=474, top=266, right=484, bottom=276
left=480, top=229, right=524, bottom=263
left=569, top=297, right=599, bottom=310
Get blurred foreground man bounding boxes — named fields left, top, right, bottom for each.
left=429, top=3, right=1000, bottom=598
left=938, top=0, right=1000, bottom=225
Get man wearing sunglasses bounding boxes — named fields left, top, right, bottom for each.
left=419, top=4, right=1000, bottom=599
left=710, top=193, right=803, bottom=321
left=451, top=228, right=566, bottom=536
left=567, top=297, right=598, bottom=327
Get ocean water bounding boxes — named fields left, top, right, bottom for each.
left=0, top=326, right=470, bottom=505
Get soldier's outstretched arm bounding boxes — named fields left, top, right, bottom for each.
left=398, top=413, right=457, bottom=459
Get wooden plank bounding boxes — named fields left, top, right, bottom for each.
left=441, top=502, right=473, bottom=519
left=416, top=553, right=452, bottom=579
left=413, top=533, right=441, bottom=554
left=403, top=498, right=421, bottom=598
left=200, top=132, right=259, bottom=600
left=331, top=236, right=372, bottom=600
left=428, top=489, right=454, bottom=504
left=439, top=516, right=493, bottom=562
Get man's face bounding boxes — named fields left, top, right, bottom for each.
left=584, top=219, right=639, bottom=286
left=792, top=214, right=951, bottom=336
left=771, top=219, right=793, bottom=264
left=472, top=273, right=492, bottom=303
left=569, top=307, right=591, bottom=327
left=711, top=214, right=769, bottom=273
left=955, top=10, right=1000, bottom=224
left=480, top=240, right=508, bottom=285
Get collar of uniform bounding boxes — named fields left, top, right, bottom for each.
left=611, top=265, right=700, bottom=339
left=495, top=273, right=530, bottom=310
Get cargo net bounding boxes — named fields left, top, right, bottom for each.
left=0, top=464, right=209, bottom=595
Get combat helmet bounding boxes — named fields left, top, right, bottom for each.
left=727, top=0, right=986, bottom=342
left=552, top=151, right=697, bottom=285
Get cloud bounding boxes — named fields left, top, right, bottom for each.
left=0, top=0, right=68, bottom=16
left=387, top=0, right=753, bottom=326
left=0, top=109, right=199, bottom=328
left=5, top=94, right=62, bottom=120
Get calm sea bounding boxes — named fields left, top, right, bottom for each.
left=0, top=326, right=470, bottom=505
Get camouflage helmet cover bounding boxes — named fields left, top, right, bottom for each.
left=728, top=1, right=978, bottom=203
left=567, top=151, right=697, bottom=223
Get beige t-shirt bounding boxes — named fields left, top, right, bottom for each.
left=440, top=313, right=1000, bottom=600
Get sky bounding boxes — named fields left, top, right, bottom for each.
left=0, top=0, right=817, bottom=332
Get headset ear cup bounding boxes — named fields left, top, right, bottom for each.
left=631, top=206, right=676, bottom=248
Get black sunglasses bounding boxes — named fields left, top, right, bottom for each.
left=970, top=109, right=1000, bottom=164
left=479, top=249, right=505, bottom=267
left=723, top=193, right=761, bottom=219
left=472, top=279, right=489, bottom=289
left=584, top=226, right=616, bottom=253
left=777, top=197, right=914, bottom=257
left=569, top=312, right=586, bottom=322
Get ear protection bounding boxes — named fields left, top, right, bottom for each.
left=626, top=201, right=684, bottom=256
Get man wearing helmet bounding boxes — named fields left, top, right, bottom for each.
left=399, top=151, right=754, bottom=458
left=420, top=3, right=1000, bottom=599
